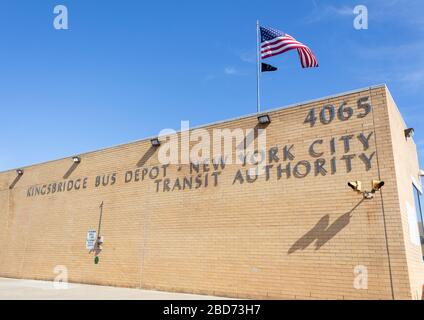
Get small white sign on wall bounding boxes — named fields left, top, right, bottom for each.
left=406, top=201, right=421, bottom=246
left=86, top=230, right=97, bottom=250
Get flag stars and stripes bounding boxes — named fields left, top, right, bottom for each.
left=260, top=26, right=318, bottom=68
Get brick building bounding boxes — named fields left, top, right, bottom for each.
left=0, top=84, right=423, bottom=299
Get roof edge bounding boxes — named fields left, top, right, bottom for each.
left=0, top=84, right=387, bottom=174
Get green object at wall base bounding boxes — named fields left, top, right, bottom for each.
left=94, top=256, right=99, bottom=264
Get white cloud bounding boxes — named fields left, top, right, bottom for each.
left=240, top=52, right=256, bottom=64
left=355, top=42, right=424, bottom=61
left=304, top=4, right=354, bottom=24
left=332, top=6, right=354, bottom=16
left=203, top=74, right=217, bottom=82
left=203, top=65, right=249, bottom=82
left=351, top=40, right=424, bottom=90
left=399, top=69, right=424, bottom=88
left=224, top=66, right=241, bottom=75
left=370, top=0, right=424, bottom=29
left=305, top=0, right=424, bottom=30
left=356, top=67, right=424, bottom=91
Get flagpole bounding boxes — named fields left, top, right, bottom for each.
left=256, top=20, right=261, bottom=113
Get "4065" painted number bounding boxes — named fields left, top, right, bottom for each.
left=304, top=96, right=371, bottom=127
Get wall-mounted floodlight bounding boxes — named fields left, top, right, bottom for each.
left=150, top=138, right=161, bottom=147
left=419, top=170, right=424, bottom=177
left=348, top=180, right=384, bottom=200
left=16, top=169, right=24, bottom=176
left=257, top=114, right=271, bottom=125
left=372, top=180, right=385, bottom=192
left=348, top=181, right=362, bottom=192
left=361, top=180, right=385, bottom=200
left=73, top=156, right=81, bottom=164
left=404, top=128, right=414, bottom=139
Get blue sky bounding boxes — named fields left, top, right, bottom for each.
left=0, top=0, right=423, bottom=172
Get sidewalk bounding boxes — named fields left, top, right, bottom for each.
left=0, top=277, right=230, bottom=300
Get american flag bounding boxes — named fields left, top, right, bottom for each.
left=260, top=26, right=318, bottom=68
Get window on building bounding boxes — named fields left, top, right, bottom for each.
left=413, top=184, right=424, bottom=260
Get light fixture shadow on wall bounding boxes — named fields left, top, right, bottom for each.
left=63, top=156, right=81, bottom=179
left=9, top=169, right=24, bottom=189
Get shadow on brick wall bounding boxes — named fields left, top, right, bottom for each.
left=9, top=175, right=22, bottom=189
left=137, top=146, right=157, bottom=168
left=288, top=198, right=365, bottom=254
left=63, top=162, right=79, bottom=179
left=237, top=123, right=270, bottom=151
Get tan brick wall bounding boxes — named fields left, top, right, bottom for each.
left=0, top=85, right=419, bottom=299
left=384, top=89, right=424, bottom=299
